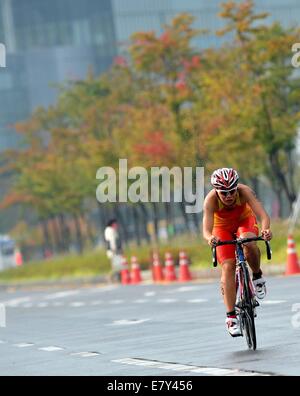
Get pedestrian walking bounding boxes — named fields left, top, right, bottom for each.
left=104, top=219, right=123, bottom=283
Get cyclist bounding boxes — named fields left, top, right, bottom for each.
left=203, top=168, right=272, bottom=337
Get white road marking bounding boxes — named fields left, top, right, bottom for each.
left=70, top=302, right=86, bottom=307
left=157, top=299, right=178, bottom=303
left=2, top=297, right=31, bottom=307
left=37, top=303, right=49, bottom=308
left=218, top=299, right=286, bottom=306
left=0, top=304, right=6, bottom=327
left=109, top=300, right=124, bottom=305
left=53, top=302, right=64, bottom=307
left=112, top=358, right=270, bottom=376
left=113, top=358, right=147, bottom=366
left=90, top=301, right=103, bottom=306
left=173, top=286, right=201, bottom=293
left=260, top=300, right=287, bottom=305
left=109, top=319, right=151, bottom=326
left=164, top=364, right=198, bottom=371
left=144, top=292, right=156, bottom=297
left=0, top=340, right=6, bottom=344
left=23, top=303, right=34, bottom=308
left=71, top=352, right=100, bottom=357
left=187, top=299, right=208, bottom=303
left=44, top=290, right=80, bottom=300
left=39, top=346, right=64, bottom=352
left=190, top=367, right=237, bottom=375
left=13, top=343, right=34, bottom=348
left=226, top=371, right=260, bottom=377
left=89, top=285, right=118, bottom=293
left=133, top=299, right=149, bottom=304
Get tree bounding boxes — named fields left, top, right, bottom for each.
left=218, top=0, right=300, bottom=210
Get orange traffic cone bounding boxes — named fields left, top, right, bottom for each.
left=164, top=252, right=177, bottom=282
left=178, top=251, right=192, bottom=282
left=15, top=249, right=23, bottom=266
left=131, top=256, right=142, bottom=284
left=152, top=252, right=164, bottom=282
left=285, top=235, right=300, bottom=275
left=121, top=256, right=131, bottom=285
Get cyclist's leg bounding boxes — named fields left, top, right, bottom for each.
left=221, top=259, right=237, bottom=312
left=213, top=227, right=242, bottom=335
left=213, top=227, right=236, bottom=312
left=238, top=217, right=266, bottom=299
left=239, top=232, right=261, bottom=273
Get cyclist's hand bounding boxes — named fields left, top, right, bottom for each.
left=261, top=229, right=272, bottom=241
left=208, top=235, right=220, bottom=247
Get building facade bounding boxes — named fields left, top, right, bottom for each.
left=0, top=0, right=117, bottom=150
left=112, top=0, right=300, bottom=50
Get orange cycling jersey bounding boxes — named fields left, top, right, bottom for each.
left=214, top=191, right=254, bottom=228
left=213, top=190, right=259, bottom=264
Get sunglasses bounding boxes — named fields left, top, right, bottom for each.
left=217, top=188, right=237, bottom=197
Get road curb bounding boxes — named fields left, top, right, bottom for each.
left=0, top=275, right=110, bottom=291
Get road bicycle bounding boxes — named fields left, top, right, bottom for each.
left=212, top=236, right=272, bottom=350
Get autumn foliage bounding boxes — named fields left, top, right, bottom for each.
left=1, top=1, right=300, bottom=255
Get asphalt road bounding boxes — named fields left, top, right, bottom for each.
left=0, top=275, right=299, bottom=376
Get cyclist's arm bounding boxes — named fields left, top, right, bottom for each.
left=203, top=195, right=218, bottom=245
left=242, top=185, right=271, bottom=231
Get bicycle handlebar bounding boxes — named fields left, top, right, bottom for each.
left=212, top=236, right=272, bottom=267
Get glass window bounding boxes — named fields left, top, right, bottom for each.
left=0, top=6, right=4, bottom=40
left=72, top=19, right=91, bottom=46
left=58, top=21, right=73, bottom=46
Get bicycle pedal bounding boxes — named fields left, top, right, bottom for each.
left=230, top=333, right=243, bottom=338
left=253, top=299, right=260, bottom=307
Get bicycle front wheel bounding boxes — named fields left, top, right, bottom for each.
left=241, top=307, right=256, bottom=350
left=240, top=265, right=257, bottom=350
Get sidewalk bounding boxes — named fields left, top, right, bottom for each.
left=0, top=264, right=286, bottom=291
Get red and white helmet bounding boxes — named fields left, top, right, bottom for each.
left=211, top=168, right=239, bottom=190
